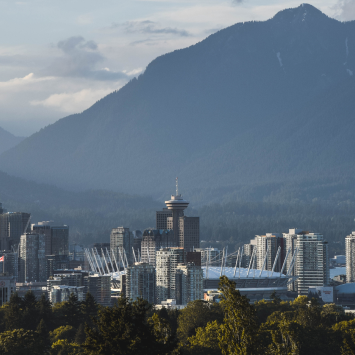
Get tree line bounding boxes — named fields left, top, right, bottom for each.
left=1, top=277, right=355, bottom=354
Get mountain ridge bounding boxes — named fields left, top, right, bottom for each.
left=0, top=127, right=25, bottom=155
left=0, top=4, right=354, bottom=201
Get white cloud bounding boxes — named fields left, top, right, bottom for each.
left=333, top=0, right=355, bottom=21
left=30, top=88, right=116, bottom=113
left=0, top=73, right=55, bottom=94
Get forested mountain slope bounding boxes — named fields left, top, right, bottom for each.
left=0, top=4, right=354, bottom=201
left=0, top=127, right=24, bottom=155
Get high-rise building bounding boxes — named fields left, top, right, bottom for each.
left=126, top=262, right=155, bottom=303
left=165, top=192, right=189, bottom=246
left=110, top=227, right=133, bottom=266
left=255, top=233, right=285, bottom=272
left=31, top=222, right=69, bottom=256
left=19, top=233, right=46, bottom=282
left=156, top=184, right=200, bottom=252
left=84, top=274, right=111, bottom=307
left=156, top=209, right=173, bottom=230
left=156, top=247, right=185, bottom=304
left=283, top=229, right=306, bottom=291
left=242, top=241, right=256, bottom=268
left=0, top=251, right=18, bottom=279
left=178, top=216, right=200, bottom=252
left=0, top=212, right=31, bottom=250
left=0, top=275, right=16, bottom=306
left=31, top=223, right=52, bottom=256
left=175, top=262, right=203, bottom=305
left=141, top=229, right=176, bottom=266
left=186, top=251, right=202, bottom=266
left=133, top=230, right=143, bottom=261
left=51, top=226, right=69, bottom=256
left=346, top=232, right=355, bottom=283
left=296, top=233, right=329, bottom=295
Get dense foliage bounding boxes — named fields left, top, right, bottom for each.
left=1, top=278, right=355, bottom=354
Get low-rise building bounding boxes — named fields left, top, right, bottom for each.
left=50, top=285, right=85, bottom=304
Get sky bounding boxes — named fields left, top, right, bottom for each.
left=0, top=0, right=354, bottom=136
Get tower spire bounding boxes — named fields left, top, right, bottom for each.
left=176, top=177, right=178, bottom=196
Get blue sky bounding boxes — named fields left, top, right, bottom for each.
left=0, top=0, right=353, bottom=136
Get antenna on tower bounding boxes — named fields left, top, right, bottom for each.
left=176, top=177, right=179, bottom=196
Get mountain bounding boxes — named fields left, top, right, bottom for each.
left=1, top=4, right=355, bottom=202
left=0, top=169, right=161, bottom=245
left=0, top=127, right=24, bottom=155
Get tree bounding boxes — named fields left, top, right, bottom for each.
left=37, top=318, right=51, bottom=352
left=3, top=292, right=23, bottom=330
left=185, top=320, right=222, bottom=355
left=81, top=293, right=98, bottom=326
left=83, top=297, right=168, bottom=355
left=22, top=291, right=40, bottom=330
left=37, top=293, right=53, bottom=330
left=50, top=325, right=77, bottom=344
left=177, top=300, right=223, bottom=344
left=50, top=339, right=83, bottom=355
left=52, top=293, right=82, bottom=328
left=75, top=324, right=86, bottom=345
left=218, top=276, right=259, bottom=355
left=148, top=313, right=177, bottom=354
left=260, top=313, right=303, bottom=355
left=0, top=328, right=43, bottom=355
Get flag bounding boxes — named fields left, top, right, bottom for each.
left=0, top=256, right=4, bottom=262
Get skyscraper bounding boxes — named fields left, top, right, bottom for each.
left=283, top=228, right=306, bottom=291
left=255, top=233, right=285, bottom=272
left=157, top=180, right=200, bottom=252
left=0, top=251, right=18, bottom=279
left=156, top=209, right=173, bottom=230
left=155, top=247, right=185, bottom=304
left=31, top=222, right=52, bottom=256
left=126, top=262, right=155, bottom=303
left=19, top=233, right=46, bottom=282
left=165, top=191, right=189, bottom=246
left=141, top=229, right=176, bottom=266
left=51, top=226, right=69, bottom=256
left=84, top=274, right=111, bottom=307
left=175, top=262, right=203, bottom=305
left=0, top=212, right=31, bottom=250
left=296, top=233, right=329, bottom=295
left=110, top=227, right=133, bottom=266
left=346, top=232, right=355, bottom=283
left=32, top=222, right=69, bottom=256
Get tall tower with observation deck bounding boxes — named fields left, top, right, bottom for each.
left=156, top=179, right=199, bottom=252
left=164, top=178, right=189, bottom=245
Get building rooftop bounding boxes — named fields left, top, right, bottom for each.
left=202, top=266, right=289, bottom=280
left=335, top=283, right=355, bottom=294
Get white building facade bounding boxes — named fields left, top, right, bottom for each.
left=296, top=233, right=329, bottom=295
left=346, top=232, right=355, bottom=283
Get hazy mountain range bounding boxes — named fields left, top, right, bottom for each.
left=0, top=127, right=24, bottom=155
left=1, top=4, right=355, bottom=204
